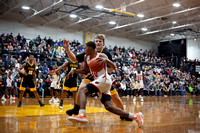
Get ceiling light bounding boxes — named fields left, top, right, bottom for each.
left=137, top=14, right=144, bottom=18
left=194, top=38, right=197, bottom=41
left=70, top=14, right=77, bottom=18
left=170, top=33, right=175, bottom=36
left=109, top=21, right=116, bottom=25
left=173, top=3, right=180, bottom=7
left=172, top=21, right=177, bottom=24
left=95, top=5, right=103, bottom=9
left=22, top=6, right=30, bottom=10
left=141, top=28, right=147, bottom=31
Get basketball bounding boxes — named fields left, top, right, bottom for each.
left=88, top=58, right=104, bottom=72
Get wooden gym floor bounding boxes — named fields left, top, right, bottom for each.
left=0, top=96, right=200, bottom=133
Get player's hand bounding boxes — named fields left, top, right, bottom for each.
left=23, top=72, right=28, bottom=76
left=63, top=39, right=69, bottom=49
left=66, top=70, right=74, bottom=79
left=96, top=57, right=107, bottom=64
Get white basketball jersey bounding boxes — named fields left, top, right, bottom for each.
left=52, top=73, right=59, bottom=83
left=136, top=71, right=143, bottom=82
left=87, top=53, right=108, bottom=79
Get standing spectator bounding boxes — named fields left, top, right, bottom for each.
left=17, top=33, right=21, bottom=42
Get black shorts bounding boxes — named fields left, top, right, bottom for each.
left=86, top=83, right=111, bottom=104
left=83, top=74, right=94, bottom=82
left=21, top=77, right=35, bottom=88
left=64, top=77, right=77, bottom=88
left=111, top=85, right=114, bottom=91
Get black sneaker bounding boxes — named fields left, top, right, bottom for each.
left=17, top=102, right=22, bottom=107
left=39, top=101, right=45, bottom=107
left=120, top=116, right=133, bottom=121
left=59, top=102, right=63, bottom=109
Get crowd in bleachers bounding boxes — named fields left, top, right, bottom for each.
left=0, top=32, right=200, bottom=99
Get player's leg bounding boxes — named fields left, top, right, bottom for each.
left=30, top=80, right=45, bottom=107
left=71, top=87, right=77, bottom=103
left=18, top=90, right=24, bottom=107
left=103, top=98, right=143, bottom=127
left=68, top=84, right=93, bottom=123
left=66, top=80, right=89, bottom=115
left=18, top=78, right=26, bottom=107
left=49, top=87, right=55, bottom=102
left=59, top=90, right=67, bottom=109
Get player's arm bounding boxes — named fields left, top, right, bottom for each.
left=73, top=56, right=89, bottom=75
left=66, top=56, right=88, bottom=79
left=34, top=71, right=37, bottom=85
left=57, top=74, right=61, bottom=85
left=16, top=63, right=27, bottom=76
left=98, top=54, right=116, bottom=70
left=55, top=61, right=68, bottom=73
left=106, top=52, right=115, bottom=73
left=63, top=39, right=78, bottom=62
left=143, top=73, right=146, bottom=85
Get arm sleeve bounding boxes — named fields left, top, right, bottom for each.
left=76, top=52, right=85, bottom=63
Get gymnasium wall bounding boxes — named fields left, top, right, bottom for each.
left=0, top=20, right=158, bottom=51
left=187, top=39, right=200, bottom=60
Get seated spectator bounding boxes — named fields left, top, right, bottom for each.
left=42, top=63, right=49, bottom=74
left=153, top=82, right=161, bottom=96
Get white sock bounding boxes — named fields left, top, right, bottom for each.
left=128, top=112, right=136, bottom=119
left=80, top=109, right=86, bottom=114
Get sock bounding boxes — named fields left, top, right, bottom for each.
left=128, top=112, right=136, bottom=119
left=80, top=109, right=85, bottom=114
left=38, top=100, right=42, bottom=104
left=60, top=100, right=63, bottom=104
left=18, top=101, right=22, bottom=105
left=74, top=104, right=80, bottom=110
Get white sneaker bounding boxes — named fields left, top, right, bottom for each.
left=133, top=97, right=136, bottom=102
left=139, top=95, right=142, bottom=98
left=94, top=96, right=98, bottom=99
left=49, top=97, right=55, bottom=102
left=1, top=95, right=6, bottom=100
left=54, top=98, right=59, bottom=103
left=141, top=97, right=144, bottom=102
left=59, top=105, right=63, bottom=109
left=164, top=95, right=168, bottom=97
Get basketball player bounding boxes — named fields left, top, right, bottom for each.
left=67, top=41, right=143, bottom=127
left=6, top=70, right=13, bottom=100
left=49, top=65, right=60, bottom=103
left=52, top=59, right=80, bottom=109
left=16, top=55, right=45, bottom=107
left=64, top=35, right=131, bottom=121
left=133, top=67, right=145, bottom=102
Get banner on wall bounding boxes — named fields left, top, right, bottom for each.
left=85, top=31, right=92, bottom=43
left=196, top=65, right=200, bottom=72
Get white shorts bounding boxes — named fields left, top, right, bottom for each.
left=6, top=79, right=12, bottom=87
left=51, top=82, right=60, bottom=89
left=90, top=74, right=112, bottom=95
left=135, top=81, right=144, bottom=89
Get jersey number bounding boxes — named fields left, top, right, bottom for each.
left=28, top=71, right=33, bottom=75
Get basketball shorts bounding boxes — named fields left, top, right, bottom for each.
left=110, top=85, right=118, bottom=96
left=63, top=77, right=77, bottom=91
left=86, top=83, right=111, bottom=104
left=82, top=74, right=94, bottom=83
left=135, top=81, right=144, bottom=89
left=19, top=77, right=36, bottom=91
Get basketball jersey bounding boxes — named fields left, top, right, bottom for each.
left=24, top=62, right=35, bottom=79
left=66, top=60, right=79, bottom=79
left=52, top=73, right=59, bottom=83
left=86, top=53, right=107, bottom=80
left=136, top=71, right=143, bottom=82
